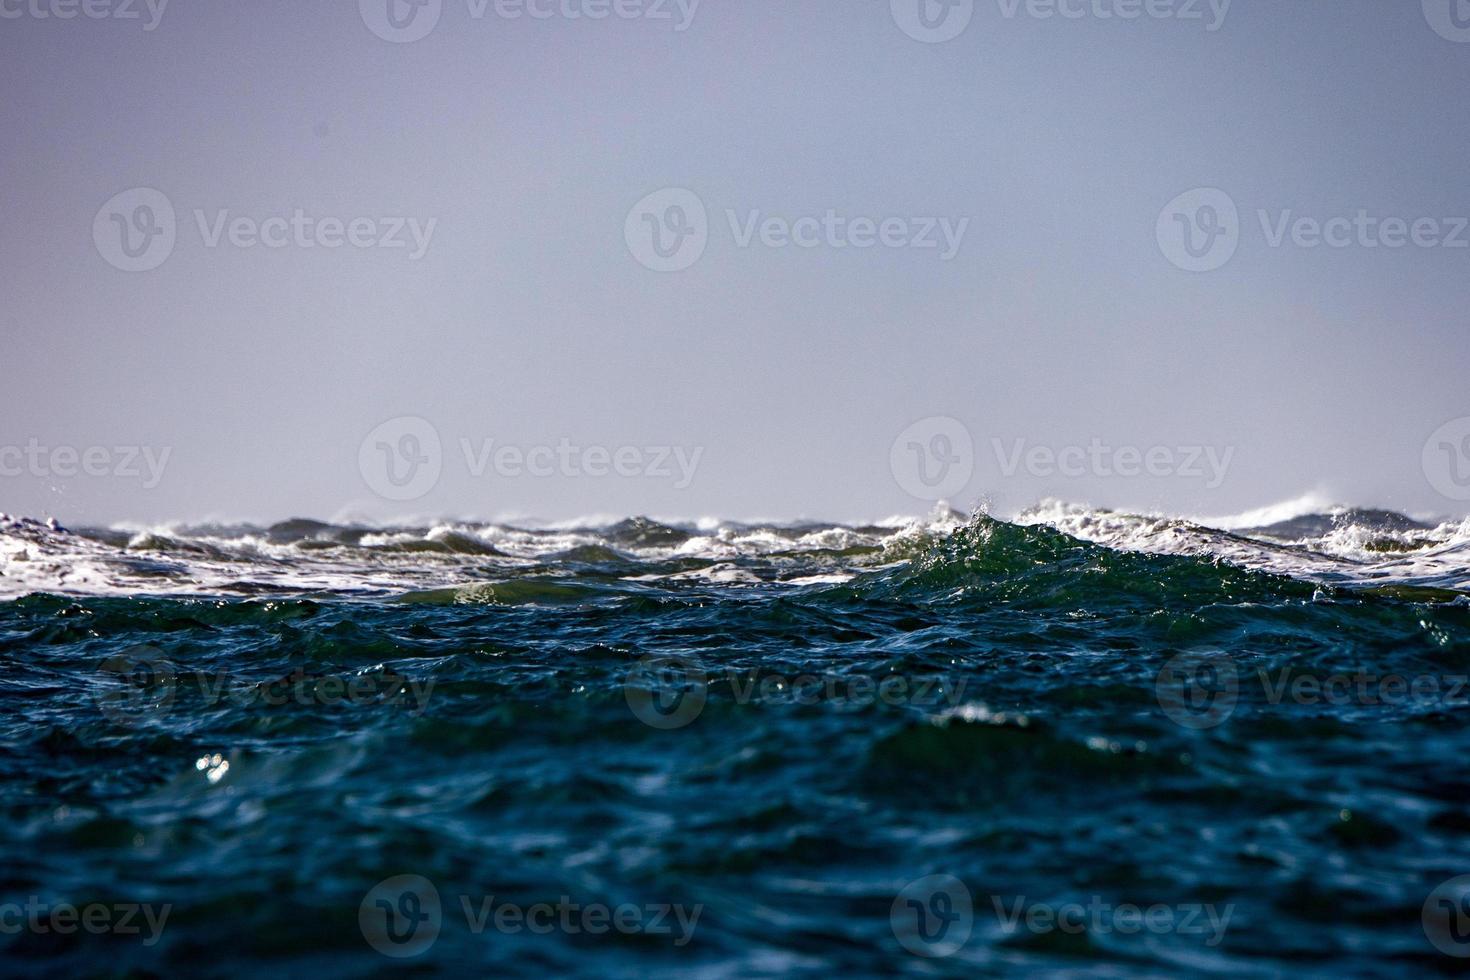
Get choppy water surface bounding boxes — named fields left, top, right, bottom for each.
left=4, top=504, right=1470, bottom=976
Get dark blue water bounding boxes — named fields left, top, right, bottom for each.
left=3, top=511, right=1470, bottom=976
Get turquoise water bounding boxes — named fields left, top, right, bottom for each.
left=2, top=509, right=1470, bottom=976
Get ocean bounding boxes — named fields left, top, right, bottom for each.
left=2, top=502, right=1470, bottom=976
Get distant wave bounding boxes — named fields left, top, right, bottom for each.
left=1017, top=498, right=1470, bottom=592
left=3, top=501, right=1469, bottom=600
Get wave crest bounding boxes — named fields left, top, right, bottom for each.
left=2, top=502, right=1466, bottom=600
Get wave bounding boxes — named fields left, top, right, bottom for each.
left=1017, top=499, right=1470, bottom=591
left=2, top=501, right=1468, bottom=601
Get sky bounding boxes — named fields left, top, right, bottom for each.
left=2, top=0, right=1469, bottom=527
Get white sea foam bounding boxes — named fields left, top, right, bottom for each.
left=1193, top=491, right=1341, bottom=531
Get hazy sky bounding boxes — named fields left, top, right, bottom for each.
left=3, top=0, right=1469, bottom=526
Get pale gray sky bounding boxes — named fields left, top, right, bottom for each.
left=3, top=0, right=1469, bottom=525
